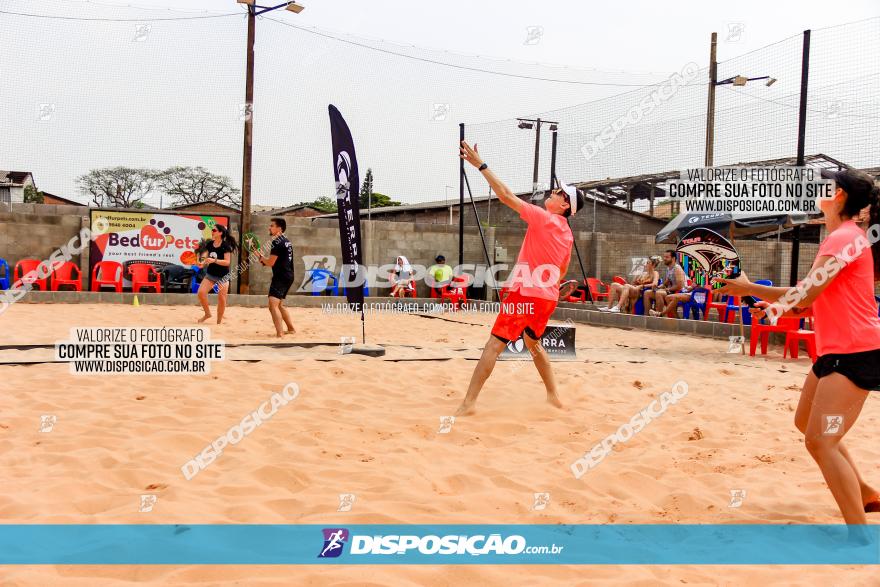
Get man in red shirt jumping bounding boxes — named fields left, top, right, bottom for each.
left=456, top=141, right=584, bottom=416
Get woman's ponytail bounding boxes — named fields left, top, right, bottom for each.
left=215, top=224, right=239, bottom=253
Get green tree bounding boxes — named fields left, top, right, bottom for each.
left=154, top=166, right=240, bottom=208
left=364, top=191, right=401, bottom=208
left=358, top=168, right=401, bottom=209
left=77, top=167, right=156, bottom=208
left=306, top=195, right=338, bottom=213
left=23, top=185, right=44, bottom=204
left=358, top=168, right=373, bottom=209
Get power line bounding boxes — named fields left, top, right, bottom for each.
left=722, top=84, right=880, bottom=120
left=0, top=8, right=240, bottom=22
left=263, top=17, right=667, bottom=87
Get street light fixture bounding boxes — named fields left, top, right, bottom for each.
left=235, top=0, right=304, bottom=294
left=516, top=117, right=559, bottom=199
left=704, top=32, right=776, bottom=167
left=716, top=74, right=774, bottom=87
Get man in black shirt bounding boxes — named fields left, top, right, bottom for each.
left=258, top=217, right=296, bottom=337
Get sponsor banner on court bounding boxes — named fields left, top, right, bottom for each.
left=0, top=524, right=877, bottom=564
left=499, top=324, right=576, bottom=361
left=328, top=104, right=365, bottom=309
left=89, top=210, right=229, bottom=287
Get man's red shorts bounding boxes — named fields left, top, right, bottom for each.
left=491, top=288, right=558, bottom=343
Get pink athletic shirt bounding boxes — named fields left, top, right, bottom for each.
left=508, top=202, right=573, bottom=301
left=811, top=220, right=880, bottom=356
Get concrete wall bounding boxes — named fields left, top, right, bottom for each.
left=366, top=195, right=667, bottom=237
left=0, top=203, right=824, bottom=295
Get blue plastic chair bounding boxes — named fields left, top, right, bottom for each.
left=0, top=258, right=9, bottom=290
left=634, top=295, right=645, bottom=315
left=682, top=287, right=710, bottom=320
left=724, top=279, right=772, bottom=325
left=307, top=268, right=339, bottom=296
left=190, top=265, right=218, bottom=294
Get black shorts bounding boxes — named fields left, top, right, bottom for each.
left=812, top=348, right=880, bottom=391
left=269, top=278, right=293, bottom=300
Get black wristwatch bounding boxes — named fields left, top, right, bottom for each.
left=478, top=163, right=488, bottom=171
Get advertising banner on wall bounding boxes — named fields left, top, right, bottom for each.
left=89, top=210, right=229, bottom=287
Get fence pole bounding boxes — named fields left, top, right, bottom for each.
left=790, top=29, right=811, bottom=286
left=459, top=123, right=465, bottom=269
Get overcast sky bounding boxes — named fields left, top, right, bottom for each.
left=2, top=0, right=878, bottom=207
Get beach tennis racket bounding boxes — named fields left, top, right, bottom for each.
left=675, top=228, right=741, bottom=291
left=243, top=232, right=262, bottom=255
left=558, top=279, right=579, bottom=300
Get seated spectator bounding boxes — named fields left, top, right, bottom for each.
left=644, top=249, right=686, bottom=317
left=389, top=256, right=415, bottom=297
left=426, top=254, right=453, bottom=297
left=601, top=256, right=661, bottom=313
left=663, top=284, right=694, bottom=317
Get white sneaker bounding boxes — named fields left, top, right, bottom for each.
left=608, top=306, right=620, bottom=313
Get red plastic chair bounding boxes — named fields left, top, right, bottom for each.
left=707, top=294, right=737, bottom=323
left=565, top=281, right=588, bottom=303
left=612, top=275, right=627, bottom=286
left=128, top=264, right=162, bottom=293
left=91, top=261, right=124, bottom=292
left=750, top=311, right=811, bottom=356
left=14, top=259, right=49, bottom=291
left=391, top=279, right=417, bottom=298
left=784, top=329, right=818, bottom=362
left=440, top=276, right=468, bottom=309
left=51, top=261, right=82, bottom=291
left=586, top=278, right=609, bottom=302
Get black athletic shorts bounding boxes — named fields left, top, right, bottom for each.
left=268, top=278, right=293, bottom=300
left=812, top=348, right=880, bottom=391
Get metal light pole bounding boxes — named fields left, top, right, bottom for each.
left=445, top=185, right=454, bottom=225
left=517, top=118, right=558, bottom=200
left=236, top=0, right=304, bottom=294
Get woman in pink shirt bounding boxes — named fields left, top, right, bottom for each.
left=719, top=168, right=880, bottom=525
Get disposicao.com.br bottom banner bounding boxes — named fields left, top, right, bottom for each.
left=1, top=525, right=877, bottom=565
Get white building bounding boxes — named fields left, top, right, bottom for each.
left=0, top=171, right=35, bottom=204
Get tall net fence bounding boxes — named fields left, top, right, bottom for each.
left=465, top=18, right=879, bottom=285
left=1, top=1, right=877, bottom=224
left=0, top=0, right=671, bottom=209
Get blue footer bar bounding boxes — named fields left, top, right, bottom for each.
left=0, top=525, right=878, bottom=564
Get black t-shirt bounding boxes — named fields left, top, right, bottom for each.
left=270, top=235, right=294, bottom=283
left=204, top=241, right=231, bottom=279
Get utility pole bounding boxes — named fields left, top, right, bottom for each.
left=705, top=32, right=718, bottom=167
left=239, top=4, right=256, bottom=293
left=236, top=0, right=304, bottom=294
